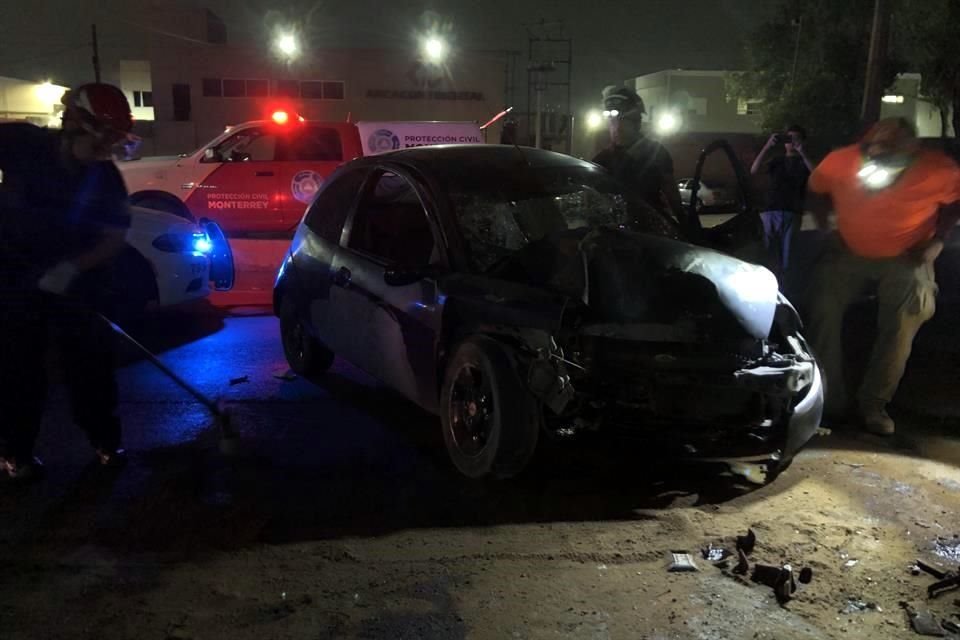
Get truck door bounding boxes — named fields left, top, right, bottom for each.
left=276, top=124, right=348, bottom=230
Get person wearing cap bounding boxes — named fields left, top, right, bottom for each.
left=805, top=117, right=960, bottom=435
left=0, top=83, right=134, bottom=481
left=592, top=85, right=685, bottom=224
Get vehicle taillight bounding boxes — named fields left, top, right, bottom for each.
left=272, top=110, right=290, bottom=125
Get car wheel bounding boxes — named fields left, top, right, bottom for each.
left=133, top=195, right=194, bottom=221
left=279, top=296, right=334, bottom=375
left=440, top=336, right=540, bottom=480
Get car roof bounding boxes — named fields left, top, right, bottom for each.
left=361, top=144, right=597, bottom=172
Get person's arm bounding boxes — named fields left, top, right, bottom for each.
left=793, top=138, right=815, bottom=173
left=750, top=134, right=778, bottom=175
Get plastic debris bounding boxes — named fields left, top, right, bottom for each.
left=901, top=602, right=946, bottom=637
left=668, top=552, right=699, bottom=572
left=733, top=548, right=750, bottom=575
left=229, top=375, right=249, bottom=386
left=701, top=544, right=732, bottom=563
left=799, top=567, right=814, bottom=584
left=844, top=559, right=859, bottom=568
left=736, top=529, right=757, bottom=555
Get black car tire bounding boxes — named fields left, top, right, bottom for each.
left=279, top=297, right=334, bottom=375
left=440, top=336, right=540, bottom=480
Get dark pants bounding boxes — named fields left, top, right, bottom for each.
left=0, top=287, right=121, bottom=461
left=805, top=236, right=937, bottom=416
left=760, top=210, right=798, bottom=280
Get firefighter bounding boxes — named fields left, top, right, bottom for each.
left=592, top=85, right=685, bottom=225
left=0, top=83, right=134, bottom=480
left=805, top=118, right=960, bottom=435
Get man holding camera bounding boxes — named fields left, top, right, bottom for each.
left=751, top=125, right=814, bottom=280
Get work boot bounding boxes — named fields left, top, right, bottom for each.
left=860, top=407, right=895, bottom=436
left=0, top=456, right=46, bottom=483
left=95, top=448, right=128, bottom=468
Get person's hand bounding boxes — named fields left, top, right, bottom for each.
left=765, top=133, right=779, bottom=149
left=37, top=261, right=79, bottom=295
left=909, top=238, right=944, bottom=265
left=793, top=139, right=804, bottom=154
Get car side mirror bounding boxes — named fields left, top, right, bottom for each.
left=384, top=264, right=442, bottom=287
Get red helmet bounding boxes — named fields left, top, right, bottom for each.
left=62, top=83, right=133, bottom=141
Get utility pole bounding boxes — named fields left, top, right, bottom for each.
left=91, top=24, right=102, bottom=82
left=860, top=0, right=890, bottom=127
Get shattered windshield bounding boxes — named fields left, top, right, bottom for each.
left=446, top=165, right=678, bottom=272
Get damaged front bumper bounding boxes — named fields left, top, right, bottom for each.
left=528, top=334, right=825, bottom=482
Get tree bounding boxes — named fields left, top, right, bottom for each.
left=728, top=0, right=901, bottom=154
left=897, top=0, right=960, bottom=137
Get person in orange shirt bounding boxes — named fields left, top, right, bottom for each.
left=806, top=118, right=960, bottom=435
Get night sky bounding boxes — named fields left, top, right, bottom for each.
left=1, top=0, right=772, bottom=118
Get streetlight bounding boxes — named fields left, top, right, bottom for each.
left=586, top=110, right=603, bottom=131
left=656, top=111, right=681, bottom=135
left=421, top=35, right=447, bottom=64
left=36, top=81, right=65, bottom=105
left=275, top=32, right=299, bottom=59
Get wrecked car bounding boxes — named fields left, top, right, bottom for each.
left=273, top=145, right=824, bottom=482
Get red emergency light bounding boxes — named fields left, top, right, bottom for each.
left=271, top=110, right=290, bottom=125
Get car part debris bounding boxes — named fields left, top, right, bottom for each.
left=901, top=602, right=946, bottom=636
left=229, top=375, right=249, bottom=386
left=916, top=561, right=960, bottom=598
left=702, top=544, right=732, bottom=563
left=736, top=529, right=757, bottom=555
left=752, top=564, right=796, bottom=604
left=734, top=548, right=750, bottom=575
left=941, top=620, right=960, bottom=634
left=272, top=368, right=298, bottom=381
left=799, top=567, right=813, bottom=584
left=668, top=552, right=699, bottom=572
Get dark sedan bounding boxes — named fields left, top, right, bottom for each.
left=274, top=146, right=824, bottom=482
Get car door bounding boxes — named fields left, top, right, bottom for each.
left=184, top=125, right=282, bottom=234
left=276, top=124, right=348, bottom=230
left=294, top=167, right=371, bottom=358
left=333, top=168, right=446, bottom=411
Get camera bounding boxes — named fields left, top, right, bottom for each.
left=773, top=131, right=796, bottom=144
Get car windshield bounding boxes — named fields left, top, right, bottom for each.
left=444, top=164, right=679, bottom=272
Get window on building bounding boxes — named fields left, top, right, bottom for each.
left=202, top=78, right=222, bottom=97
left=300, top=81, right=324, bottom=99
left=275, top=80, right=299, bottom=98
left=172, top=84, right=191, bottom=121
left=132, top=90, right=153, bottom=108
left=246, top=79, right=269, bottom=97
left=737, top=97, right=762, bottom=116
left=223, top=79, right=245, bottom=98
left=322, top=81, right=345, bottom=100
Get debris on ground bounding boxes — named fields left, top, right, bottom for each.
left=751, top=564, right=797, bottom=604
left=915, top=560, right=960, bottom=598
left=733, top=548, right=750, bottom=576
left=799, top=567, right=814, bottom=584
left=901, top=602, right=947, bottom=637
left=701, top=544, right=732, bottom=563
left=736, top=529, right=757, bottom=555
left=941, top=619, right=960, bottom=634
left=272, top=368, right=298, bottom=381
left=843, top=598, right=882, bottom=614
left=844, top=559, right=860, bottom=568
left=229, top=375, right=249, bottom=386
left=667, top=552, right=698, bottom=572
left=836, top=461, right=866, bottom=469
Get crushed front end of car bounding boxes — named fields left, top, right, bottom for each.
left=480, top=226, right=824, bottom=483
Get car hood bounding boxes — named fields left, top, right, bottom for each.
left=128, top=205, right=199, bottom=236
left=479, top=226, right=779, bottom=341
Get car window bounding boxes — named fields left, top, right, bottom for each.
left=444, top=165, right=679, bottom=272
left=304, top=168, right=370, bottom=243
left=348, top=171, right=436, bottom=267
left=207, top=127, right=277, bottom=162
left=283, top=126, right=344, bottom=162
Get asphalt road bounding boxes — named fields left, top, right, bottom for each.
left=2, top=302, right=959, bottom=639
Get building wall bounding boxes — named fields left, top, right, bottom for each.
left=119, top=41, right=506, bottom=155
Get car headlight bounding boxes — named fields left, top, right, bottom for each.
left=152, top=231, right=213, bottom=255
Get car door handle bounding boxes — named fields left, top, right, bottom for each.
left=332, top=266, right=352, bottom=287
left=255, top=171, right=275, bottom=177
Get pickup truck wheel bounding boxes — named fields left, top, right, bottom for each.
left=441, top=336, right=540, bottom=479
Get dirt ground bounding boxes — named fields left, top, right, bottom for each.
left=1, top=308, right=960, bottom=639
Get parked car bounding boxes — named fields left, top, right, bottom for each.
left=109, top=206, right=233, bottom=323
left=677, top=178, right=735, bottom=211
left=274, top=146, right=823, bottom=483
left=118, top=113, right=483, bottom=235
